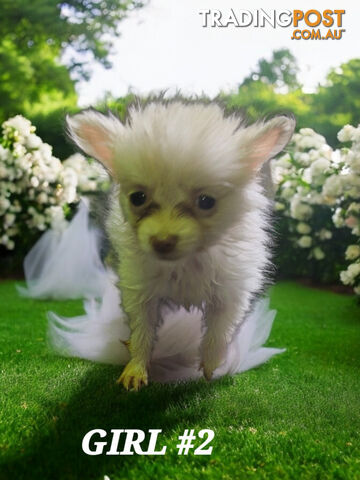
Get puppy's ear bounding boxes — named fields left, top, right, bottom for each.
left=66, top=110, right=123, bottom=175
left=238, top=115, right=295, bottom=172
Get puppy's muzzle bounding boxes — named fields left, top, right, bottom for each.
left=150, top=235, right=178, bottom=255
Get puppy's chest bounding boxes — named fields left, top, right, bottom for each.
left=158, top=260, right=214, bottom=309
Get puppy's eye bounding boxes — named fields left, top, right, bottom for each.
left=130, top=191, right=147, bottom=207
left=197, top=194, right=216, bottom=210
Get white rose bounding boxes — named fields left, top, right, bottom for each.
left=346, top=188, right=360, bottom=200
left=297, top=132, right=326, bottom=150
left=299, top=128, right=316, bottom=136
left=79, top=180, right=97, bottom=191
left=340, top=270, right=351, bottom=285
left=15, top=154, right=32, bottom=172
left=0, top=234, right=9, bottom=245
left=341, top=150, right=360, bottom=172
left=45, top=205, right=67, bottom=232
left=310, top=158, right=331, bottom=179
left=274, top=154, right=291, bottom=168
left=348, top=262, right=360, bottom=278
left=4, top=182, right=16, bottom=194
left=26, top=134, right=42, bottom=149
left=6, top=226, right=18, bottom=237
left=308, top=149, right=319, bottom=161
left=313, top=247, right=325, bottom=260
left=0, top=144, right=9, bottom=161
left=345, top=216, right=358, bottom=228
left=62, top=153, right=87, bottom=173
left=319, top=145, right=334, bottom=161
left=340, top=263, right=360, bottom=285
left=332, top=208, right=345, bottom=228
left=39, top=143, right=53, bottom=161
left=0, top=196, right=10, bottom=213
left=10, top=201, right=21, bottom=213
left=354, top=285, right=360, bottom=295
left=5, top=238, right=15, bottom=250
left=294, top=151, right=311, bottom=165
left=61, top=167, right=78, bottom=188
left=302, top=168, right=312, bottom=184
left=318, top=229, right=332, bottom=240
left=4, top=213, right=15, bottom=226
left=346, top=173, right=360, bottom=187
left=89, top=161, right=108, bottom=179
left=348, top=203, right=360, bottom=214
left=345, top=245, right=360, bottom=260
left=298, top=235, right=312, bottom=248
left=322, top=175, right=343, bottom=197
left=296, top=222, right=311, bottom=234
left=352, top=225, right=360, bottom=236
left=4, top=115, right=33, bottom=137
left=31, top=213, right=47, bottom=231
left=351, top=127, right=360, bottom=144
left=62, top=186, right=77, bottom=204
left=274, top=202, right=285, bottom=211
left=308, top=193, right=324, bottom=205
left=281, top=187, right=295, bottom=200
left=348, top=154, right=360, bottom=173
left=321, top=195, right=337, bottom=206
left=290, top=196, right=313, bottom=220
left=13, top=143, right=26, bottom=157
left=0, top=165, right=8, bottom=179
left=338, top=125, right=356, bottom=143
left=37, top=192, right=48, bottom=204
left=30, top=176, right=40, bottom=188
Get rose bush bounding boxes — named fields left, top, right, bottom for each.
left=0, top=115, right=108, bottom=255
left=272, top=124, right=360, bottom=295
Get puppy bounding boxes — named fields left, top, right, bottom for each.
left=67, top=100, right=295, bottom=391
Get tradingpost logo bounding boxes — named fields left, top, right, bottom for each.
left=198, top=9, right=346, bottom=40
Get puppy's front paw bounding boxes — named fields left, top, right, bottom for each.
left=200, top=339, right=227, bottom=381
left=199, top=360, right=219, bottom=382
left=116, top=359, right=148, bottom=391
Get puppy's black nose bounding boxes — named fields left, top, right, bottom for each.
left=151, top=235, right=178, bottom=254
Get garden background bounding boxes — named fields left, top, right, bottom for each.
left=0, top=1, right=359, bottom=479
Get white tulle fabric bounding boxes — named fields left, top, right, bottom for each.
left=19, top=200, right=285, bottom=383
left=18, top=199, right=106, bottom=300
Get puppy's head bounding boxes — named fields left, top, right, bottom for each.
left=67, top=102, right=295, bottom=261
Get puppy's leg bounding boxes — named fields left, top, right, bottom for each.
left=200, top=304, right=233, bottom=381
left=200, top=298, right=246, bottom=381
left=117, top=294, right=159, bottom=391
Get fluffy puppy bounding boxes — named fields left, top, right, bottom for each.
left=67, top=101, right=295, bottom=391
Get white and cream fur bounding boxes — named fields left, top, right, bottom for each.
left=66, top=101, right=295, bottom=390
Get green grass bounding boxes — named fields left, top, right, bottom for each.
left=0, top=280, right=359, bottom=480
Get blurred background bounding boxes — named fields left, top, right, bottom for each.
left=1, top=0, right=359, bottom=296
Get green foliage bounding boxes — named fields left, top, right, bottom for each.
left=242, top=48, right=301, bottom=92
left=96, top=92, right=139, bottom=120
left=28, top=106, right=77, bottom=160
left=0, top=0, right=145, bottom=157
left=48, top=52, right=359, bottom=156
left=223, top=53, right=360, bottom=148
left=0, top=38, right=77, bottom=123
left=223, top=81, right=310, bottom=125
left=0, top=0, right=146, bottom=78
left=311, top=59, right=360, bottom=145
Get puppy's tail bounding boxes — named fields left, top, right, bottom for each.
left=20, top=200, right=285, bottom=383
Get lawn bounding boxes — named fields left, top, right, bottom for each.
left=0, top=280, right=359, bottom=480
